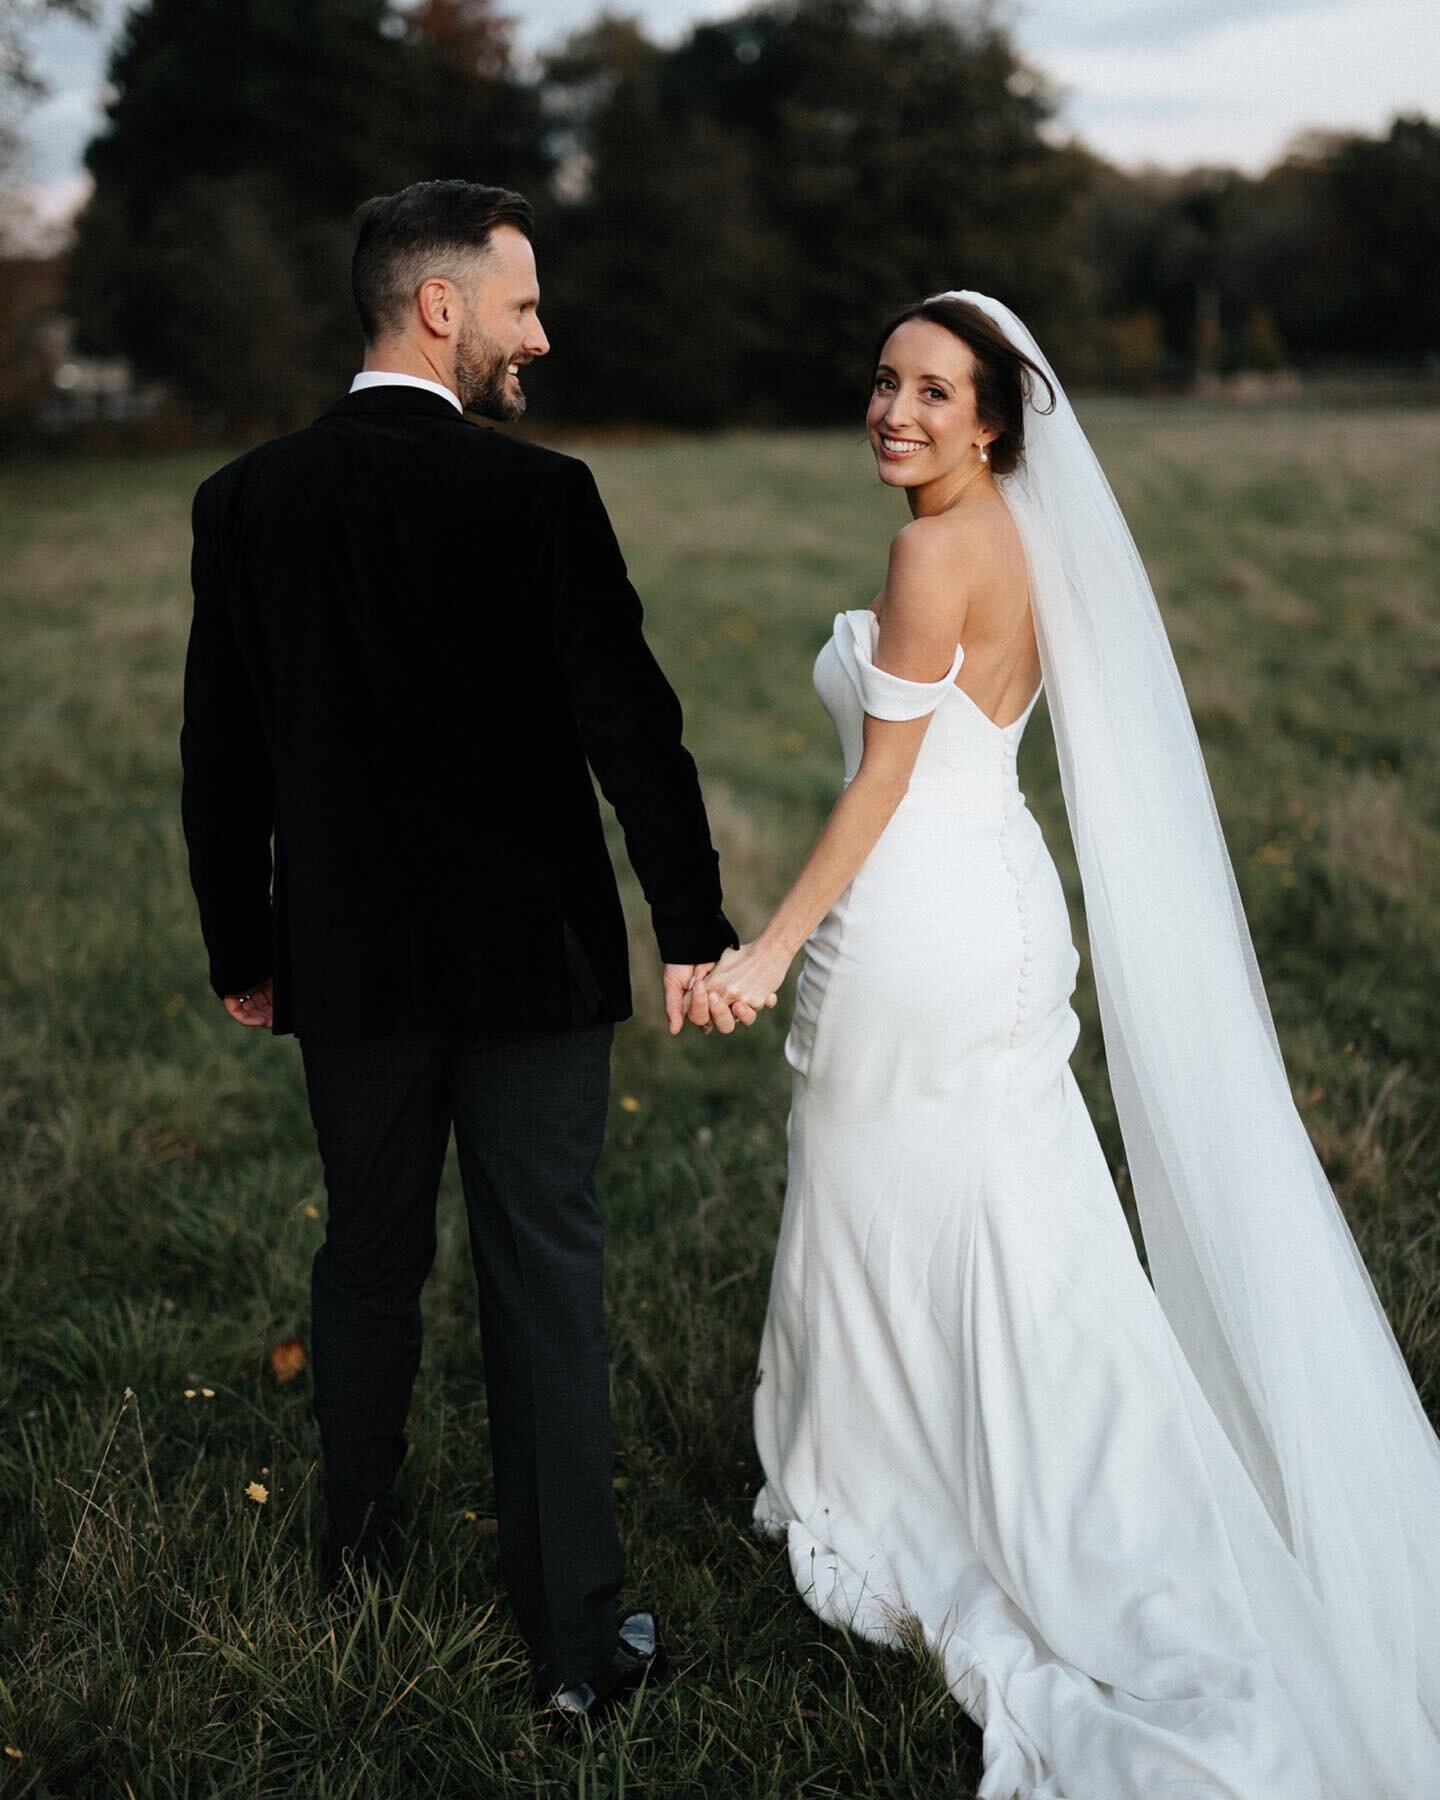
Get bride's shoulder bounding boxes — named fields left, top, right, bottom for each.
left=879, top=516, right=971, bottom=644
left=886, top=499, right=1013, bottom=600
left=886, top=514, right=955, bottom=580
left=894, top=494, right=1014, bottom=558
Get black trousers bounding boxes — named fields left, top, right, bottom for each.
left=299, top=1021, right=623, bottom=1690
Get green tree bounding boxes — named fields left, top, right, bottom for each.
left=67, top=0, right=549, bottom=429
left=1312, top=116, right=1440, bottom=359
left=1079, top=166, right=1254, bottom=381
left=536, top=0, right=1091, bottom=424
left=1083, top=116, right=1440, bottom=381
left=407, top=0, right=551, bottom=195
left=529, top=16, right=781, bottom=426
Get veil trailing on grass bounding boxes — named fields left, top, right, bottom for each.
left=941, top=290, right=1440, bottom=1790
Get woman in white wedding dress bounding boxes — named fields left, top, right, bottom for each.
left=695, top=294, right=1440, bottom=1799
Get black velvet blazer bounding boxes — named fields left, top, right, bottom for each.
left=180, top=384, right=736, bottom=1039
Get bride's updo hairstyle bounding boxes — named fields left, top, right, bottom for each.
left=873, top=298, right=1056, bottom=476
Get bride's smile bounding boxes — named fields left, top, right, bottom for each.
left=877, top=434, right=926, bottom=455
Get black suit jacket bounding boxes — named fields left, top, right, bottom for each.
left=180, top=384, right=736, bottom=1039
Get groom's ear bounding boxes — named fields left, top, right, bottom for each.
left=417, top=277, right=460, bottom=341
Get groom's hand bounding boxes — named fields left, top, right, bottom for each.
left=222, top=976, right=274, bottom=1029
left=663, top=962, right=714, bottom=1035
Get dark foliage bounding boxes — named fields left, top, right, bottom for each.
left=529, top=0, right=1089, bottom=424
left=58, top=0, right=1440, bottom=428
left=65, top=0, right=549, bottom=429
left=1077, top=116, right=1440, bottom=383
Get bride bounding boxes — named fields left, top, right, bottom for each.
left=692, top=293, right=1440, bottom=1798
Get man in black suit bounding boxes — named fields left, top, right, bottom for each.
left=180, top=179, right=748, bottom=1714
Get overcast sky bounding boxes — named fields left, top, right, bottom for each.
left=13, top=0, right=1439, bottom=229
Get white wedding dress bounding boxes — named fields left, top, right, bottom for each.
left=751, top=608, right=1433, bottom=1797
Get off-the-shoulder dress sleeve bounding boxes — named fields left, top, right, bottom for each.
left=831, top=609, right=965, bottom=721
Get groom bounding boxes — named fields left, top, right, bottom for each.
left=179, top=179, right=740, bottom=1713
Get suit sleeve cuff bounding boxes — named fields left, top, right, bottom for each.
left=206, top=919, right=274, bottom=999
left=653, top=910, right=741, bottom=966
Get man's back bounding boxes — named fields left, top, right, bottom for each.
left=183, top=384, right=728, bottom=1038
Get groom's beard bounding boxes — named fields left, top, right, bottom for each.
left=455, top=323, right=524, bottom=421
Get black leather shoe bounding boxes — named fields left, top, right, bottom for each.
left=548, top=1611, right=668, bottom=1723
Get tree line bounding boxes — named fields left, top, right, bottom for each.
left=29, top=0, right=1440, bottom=429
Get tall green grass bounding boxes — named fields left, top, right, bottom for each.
left=2, top=406, right=1437, bottom=1796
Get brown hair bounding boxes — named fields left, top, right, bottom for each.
left=351, top=179, right=534, bottom=344
left=872, top=297, right=1055, bottom=475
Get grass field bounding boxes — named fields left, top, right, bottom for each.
left=2, top=405, right=1438, bottom=1798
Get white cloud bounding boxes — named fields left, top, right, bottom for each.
left=22, top=84, right=107, bottom=182
left=1011, top=0, right=1341, bottom=54
left=26, top=172, right=93, bottom=222
left=1032, top=0, right=1437, bottom=168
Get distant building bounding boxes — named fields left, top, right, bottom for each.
left=0, top=253, right=162, bottom=442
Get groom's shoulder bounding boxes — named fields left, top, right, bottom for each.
left=465, top=427, right=593, bottom=486
left=470, top=432, right=613, bottom=524
left=326, top=414, right=600, bottom=501
left=191, top=422, right=313, bottom=517
left=190, top=420, right=603, bottom=527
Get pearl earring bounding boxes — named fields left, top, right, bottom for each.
left=978, top=443, right=989, bottom=464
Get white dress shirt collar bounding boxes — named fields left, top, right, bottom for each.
left=349, top=370, right=462, bottom=413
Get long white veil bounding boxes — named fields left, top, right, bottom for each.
left=939, top=290, right=1440, bottom=1788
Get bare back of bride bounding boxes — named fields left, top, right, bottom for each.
left=697, top=295, right=1440, bottom=1799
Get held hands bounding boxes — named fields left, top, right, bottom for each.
left=223, top=976, right=274, bottom=1028
left=684, top=940, right=787, bottom=1036
left=662, top=961, right=766, bottom=1035
left=663, top=962, right=714, bottom=1035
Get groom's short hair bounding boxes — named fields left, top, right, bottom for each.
left=351, top=180, right=534, bottom=344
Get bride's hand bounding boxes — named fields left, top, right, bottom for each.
left=689, top=941, right=786, bottom=1035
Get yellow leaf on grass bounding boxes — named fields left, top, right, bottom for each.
left=269, top=1337, right=307, bottom=1383
left=5, top=1746, right=23, bottom=1760
left=245, top=1481, right=269, bottom=1504
left=304, top=1203, right=321, bottom=1220
left=619, top=1095, right=641, bottom=1113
